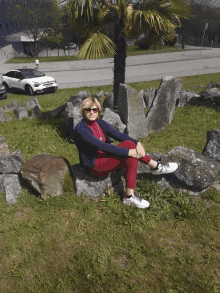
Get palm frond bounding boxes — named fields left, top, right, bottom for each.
left=77, top=32, right=116, bottom=59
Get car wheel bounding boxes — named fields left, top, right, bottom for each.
left=3, top=83, right=10, bottom=93
left=26, top=85, right=34, bottom=96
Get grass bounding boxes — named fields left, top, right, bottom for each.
left=6, top=45, right=191, bottom=64
left=0, top=72, right=220, bottom=292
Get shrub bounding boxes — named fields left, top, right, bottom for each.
left=164, top=35, right=177, bottom=46
left=137, top=35, right=152, bottom=50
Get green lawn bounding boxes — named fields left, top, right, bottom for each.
left=6, top=45, right=193, bottom=63
left=0, top=73, right=220, bottom=292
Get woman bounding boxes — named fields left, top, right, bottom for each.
left=73, top=97, right=178, bottom=209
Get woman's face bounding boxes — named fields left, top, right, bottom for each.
left=83, top=102, right=99, bottom=121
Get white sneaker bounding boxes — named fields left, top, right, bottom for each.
left=123, top=194, right=150, bottom=209
left=150, top=160, right=178, bottom=175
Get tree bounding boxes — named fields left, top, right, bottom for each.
left=61, top=0, right=189, bottom=108
left=7, top=0, right=60, bottom=56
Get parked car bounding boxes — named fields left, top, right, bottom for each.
left=64, top=43, right=77, bottom=50
left=1, top=69, right=58, bottom=96
left=0, top=83, right=7, bottom=100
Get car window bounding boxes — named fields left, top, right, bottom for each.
left=4, top=71, right=16, bottom=78
left=15, top=72, right=23, bottom=79
left=19, top=69, right=45, bottom=79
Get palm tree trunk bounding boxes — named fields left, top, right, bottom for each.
left=113, top=14, right=126, bottom=110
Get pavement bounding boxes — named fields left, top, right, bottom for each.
left=0, top=44, right=220, bottom=89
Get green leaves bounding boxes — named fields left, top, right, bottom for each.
left=77, top=32, right=116, bottom=59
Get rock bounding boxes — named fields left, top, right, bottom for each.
left=156, top=146, right=220, bottom=192
left=91, top=94, right=100, bottom=101
left=143, top=88, right=156, bottom=108
left=66, top=101, right=83, bottom=137
left=77, top=90, right=90, bottom=98
left=21, top=154, right=71, bottom=200
left=204, top=81, right=214, bottom=89
left=177, top=90, right=200, bottom=107
left=67, top=95, right=83, bottom=107
left=117, top=84, right=148, bottom=140
left=202, top=130, right=220, bottom=163
left=194, top=85, right=203, bottom=89
left=3, top=101, right=19, bottom=112
left=146, top=76, right=183, bottom=133
left=3, top=174, right=22, bottom=204
left=44, top=104, right=66, bottom=118
left=213, top=83, right=220, bottom=88
left=0, top=111, right=13, bottom=122
left=138, top=90, right=147, bottom=108
left=102, top=108, right=126, bottom=133
left=13, top=107, right=28, bottom=120
left=0, top=150, right=25, bottom=174
left=198, top=88, right=220, bottom=99
left=0, top=135, right=10, bottom=155
left=20, top=97, right=41, bottom=110
left=95, top=90, right=104, bottom=97
left=30, top=105, right=43, bottom=119
left=72, top=164, right=124, bottom=197
left=103, top=93, right=114, bottom=110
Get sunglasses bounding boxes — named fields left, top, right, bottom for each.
left=84, top=107, right=99, bottom=113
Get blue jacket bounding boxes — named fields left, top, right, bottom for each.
left=73, top=119, right=139, bottom=173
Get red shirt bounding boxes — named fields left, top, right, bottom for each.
left=86, top=120, right=106, bottom=156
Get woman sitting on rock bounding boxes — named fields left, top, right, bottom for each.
left=73, top=97, right=178, bottom=209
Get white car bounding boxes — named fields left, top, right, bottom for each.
left=1, top=68, right=58, bottom=96
left=64, top=43, right=77, bottom=50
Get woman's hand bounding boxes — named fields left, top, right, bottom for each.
left=128, top=149, right=143, bottom=159
left=136, top=142, right=145, bottom=158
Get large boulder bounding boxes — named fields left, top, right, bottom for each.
left=117, top=84, right=148, bottom=140
left=103, top=93, right=114, bottom=110
left=0, top=112, right=12, bottom=122
left=202, top=130, right=220, bottom=163
left=138, top=90, right=147, bottom=108
left=102, top=108, right=126, bottom=133
left=0, top=150, right=25, bottom=174
left=0, top=135, right=10, bottom=155
left=155, top=146, right=220, bottom=193
left=146, top=76, right=183, bottom=133
left=13, top=107, right=28, bottom=120
left=198, top=88, right=220, bottom=99
left=44, top=104, right=66, bottom=118
left=21, top=154, right=71, bottom=200
left=20, top=97, right=41, bottom=110
left=3, top=101, right=19, bottom=112
left=143, top=88, right=156, bottom=108
left=1, top=174, right=22, bottom=204
left=30, top=105, right=43, bottom=119
left=66, top=101, right=82, bottom=136
left=72, top=164, right=124, bottom=197
left=177, top=90, right=200, bottom=108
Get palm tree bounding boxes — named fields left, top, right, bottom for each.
left=59, top=0, right=190, bottom=109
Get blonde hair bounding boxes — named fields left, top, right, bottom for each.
left=81, top=97, right=103, bottom=119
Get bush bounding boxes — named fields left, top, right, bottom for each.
left=164, top=35, right=177, bottom=46
left=137, top=35, right=152, bottom=50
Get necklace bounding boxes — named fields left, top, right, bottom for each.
left=96, top=123, right=104, bottom=141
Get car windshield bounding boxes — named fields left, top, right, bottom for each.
left=18, top=69, right=45, bottom=79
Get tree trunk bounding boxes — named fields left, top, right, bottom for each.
left=113, top=13, right=126, bottom=110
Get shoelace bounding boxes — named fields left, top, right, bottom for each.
left=157, top=158, right=170, bottom=169
left=133, top=194, right=142, bottom=202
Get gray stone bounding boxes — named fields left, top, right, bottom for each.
left=194, top=85, right=203, bottom=89
left=67, top=95, right=83, bottom=107
left=77, top=90, right=90, bottom=98
left=213, top=83, right=220, bottom=88
left=66, top=102, right=74, bottom=136
left=177, top=90, right=200, bottom=107
left=204, top=81, right=214, bottom=89
left=156, top=146, right=220, bottom=192
left=102, top=108, right=126, bottom=133
left=143, top=88, right=156, bottom=108
left=20, top=97, right=41, bottom=110
left=117, top=84, right=148, bottom=140
left=0, top=135, right=10, bottom=155
left=13, top=107, right=28, bottom=120
left=44, top=104, right=66, bottom=118
left=72, top=164, right=124, bottom=197
left=0, top=174, right=4, bottom=192
left=30, top=105, right=43, bottom=119
left=198, top=88, right=220, bottom=99
left=3, top=101, right=19, bottom=112
left=146, top=76, right=183, bottom=133
left=138, top=90, right=147, bottom=108
left=202, top=130, right=220, bottom=163
left=0, top=150, right=25, bottom=174
left=3, top=174, right=22, bottom=204
left=0, top=111, right=13, bottom=122
left=103, top=93, right=114, bottom=110
left=95, top=90, right=104, bottom=97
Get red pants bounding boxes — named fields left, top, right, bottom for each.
left=91, top=140, right=152, bottom=189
